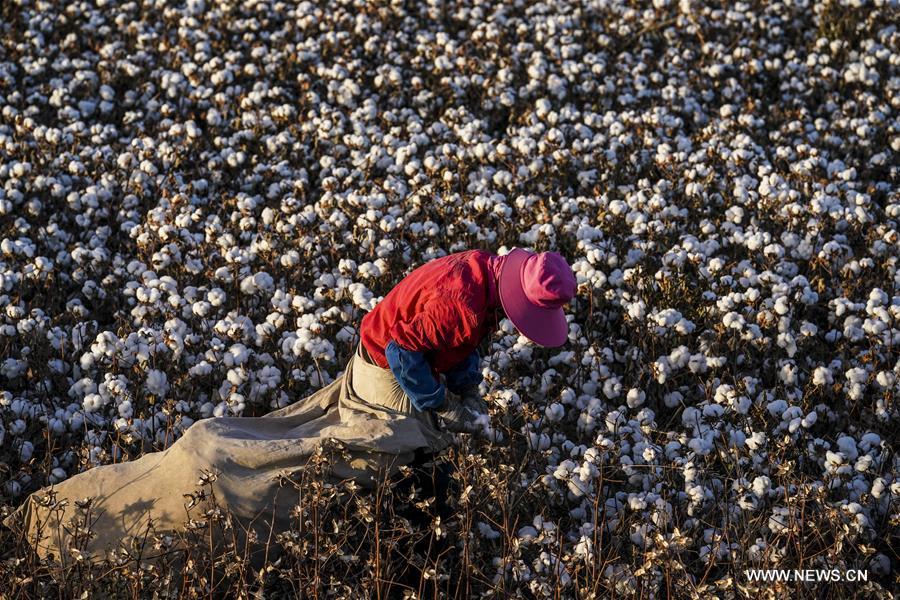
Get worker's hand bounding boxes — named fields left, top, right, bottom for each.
left=457, top=383, right=484, bottom=407
left=436, top=391, right=485, bottom=434
left=461, top=389, right=488, bottom=418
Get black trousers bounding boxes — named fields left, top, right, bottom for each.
left=390, top=448, right=454, bottom=524
left=386, top=449, right=456, bottom=593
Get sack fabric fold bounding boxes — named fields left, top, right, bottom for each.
left=2, top=343, right=453, bottom=567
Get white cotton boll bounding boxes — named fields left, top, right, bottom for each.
left=682, top=406, right=700, bottom=428
left=837, top=435, right=859, bottom=461
left=778, top=363, right=797, bottom=385
left=189, top=361, right=213, bottom=377
left=812, top=366, right=833, bottom=386
left=669, top=346, right=691, bottom=368
left=553, top=459, right=576, bottom=480
left=859, top=432, right=881, bottom=452
left=685, top=483, right=705, bottom=504
left=847, top=382, right=866, bottom=401
left=854, top=455, right=872, bottom=472
left=627, top=301, right=646, bottom=320
left=545, top=402, right=565, bottom=422
left=528, top=431, right=551, bottom=451
left=225, top=343, right=250, bottom=366
left=574, top=536, right=594, bottom=560
left=675, top=318, right=696, bottom=334
left=745, top=431, right=766, bottom=451
left=626, top=388, right=645, bottom=408
left=253, top=271, right=274, bottom=292
left=240, top=275, right=258, bottom=294
left=118, top=399, right=133, bottom=418
left=773, top=296, right=791, bottom=315
left=605, top=410, right=625, bottom=433
left=517, top=526, right=538, bottom=542
left=227, top=368, right=245, bottom=386
left=768, top=507, right=792, bottom=533
left=19, top=441, right=34, bottom=462
left=208, top=288, right=227, bottom=306
left=701, top=404, right=725, bottom=423
left=845, top=367, right=868, bottom=384
left=729, top=429, right=746, bottom=448
left=477, top=521, right=501, bottom=540
left=731, top=395, right=751, bottom=415
left=766, top=399, right=787, bottom=417
left=663, top=390, right=683, bottom=409
left=801, top=411, right=817, bottom=428
left=652, top=357, right=671, bottom=383
left=825, top=451, right=844, bottom=471
left=875, top=371, right=895, bottom=389
left=627, top=494, right=647, bottom=511
left=38, top=410, right=63, bottom=437
left=207, top=108, right=222, bottom=126
left=82, top=393, right=104, bottom=413
left=723, top=311, right=745, bottom=329
left=688, top=436, right=714, bottom=456
left=192, top=300, right=212, bottom=317
left=49, top=467, right=67, bottom=483
left=653, top=308, right=682, bottom=328
left=602, top=376, right=622, bottom=399
left=609, top=200, right=627, bottom=215
left=146, top=369, right=169, bottom=397
left=751, top=476, right=771, bottom=497
left=228, top=393, right=246, bottom=414
left=869, top=553, right=891, bottom=576
left=871, top=477, right=886, bottom=498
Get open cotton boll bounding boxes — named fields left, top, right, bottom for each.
left=751, top=476, right=771, bottom=498
left=517, top=525, right=538, bottom=543
left=82, top=393, right=105, bottom=413
left=625, top=388, right=645, bottom=409
left=476, top=521, right=501, bottom=540
left=48, top=467, right=67, bottom=483
left=544, top=402, right=565, bottom=422
left=145, top=369, right=169, bottom=397
left=473, top=413, right=503, bottom=442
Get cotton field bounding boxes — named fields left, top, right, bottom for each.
left=1, top=0, right=899, bottom=597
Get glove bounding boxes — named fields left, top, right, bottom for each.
left=458, top=385, right=488, bottom=417
left=456, top=382, right=483, bottom=406
left=436, top=390, right=487, bottom=434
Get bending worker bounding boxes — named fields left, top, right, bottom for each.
left=358, top=247, right=576, bottom=498
left=361, top=246, right=576, bottom=433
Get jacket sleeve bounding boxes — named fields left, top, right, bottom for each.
left=444, top=349, right=483, bottom=394
left=385, top=340, right=446, bottom=411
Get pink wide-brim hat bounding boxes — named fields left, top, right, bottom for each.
left=498, top=248, right=577, bottom=347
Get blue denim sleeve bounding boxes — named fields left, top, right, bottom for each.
left=444, top=350, right=483, bottom=394
left=385, top=339, right=446, bottom=411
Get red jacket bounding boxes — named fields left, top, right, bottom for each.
left=360, top=250, right=503, bottom=376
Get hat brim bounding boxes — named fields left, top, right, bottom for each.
left=498, top=248, right=569, bottom=347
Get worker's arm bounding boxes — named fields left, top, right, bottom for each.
left=385, top=299, right=471, bottom=412
left=384, top=340, right=446, bottom=411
